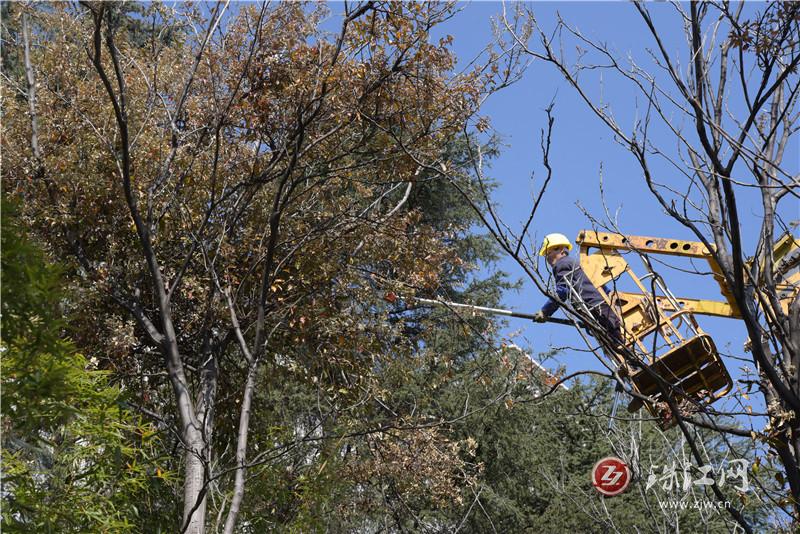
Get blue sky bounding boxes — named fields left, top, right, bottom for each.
left=426, top=1, right=798, bottom=418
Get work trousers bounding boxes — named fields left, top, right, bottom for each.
left=589, top=302, right=623, bottom=347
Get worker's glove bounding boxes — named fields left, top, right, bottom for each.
left=532, top=311, right=547, bottom=323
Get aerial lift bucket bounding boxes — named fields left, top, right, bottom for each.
left=625, top=334, right=733, bottom=428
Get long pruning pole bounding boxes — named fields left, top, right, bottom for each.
left=387, top=292, right=574, bottom=326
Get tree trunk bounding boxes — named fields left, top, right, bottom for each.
left=223, top=360, right=260, bottom=534
left=183, top=425, right=208, bottom=534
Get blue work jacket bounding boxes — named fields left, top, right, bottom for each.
left=541, top=255, right=607, bottom=317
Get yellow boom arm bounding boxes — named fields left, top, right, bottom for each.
left=576, top=230, right=800, bottom=320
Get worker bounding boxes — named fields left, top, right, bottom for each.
left=532, top=233, right=623, bottom=348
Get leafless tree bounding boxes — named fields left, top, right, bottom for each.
left=469, top=1, right=799, bottom=530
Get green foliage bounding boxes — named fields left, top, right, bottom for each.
left=0, top=2, right=25, bottom=84
left=416, top=351, right=776, bottom=532
left=1, top=203, right=173, bottom=532
left=103, top=2, right=182, bottom=49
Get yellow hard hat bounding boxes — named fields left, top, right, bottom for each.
left=538, top=233, right=573, bottom=256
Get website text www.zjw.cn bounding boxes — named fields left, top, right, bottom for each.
left=659, top=499, right=732, bottom=511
